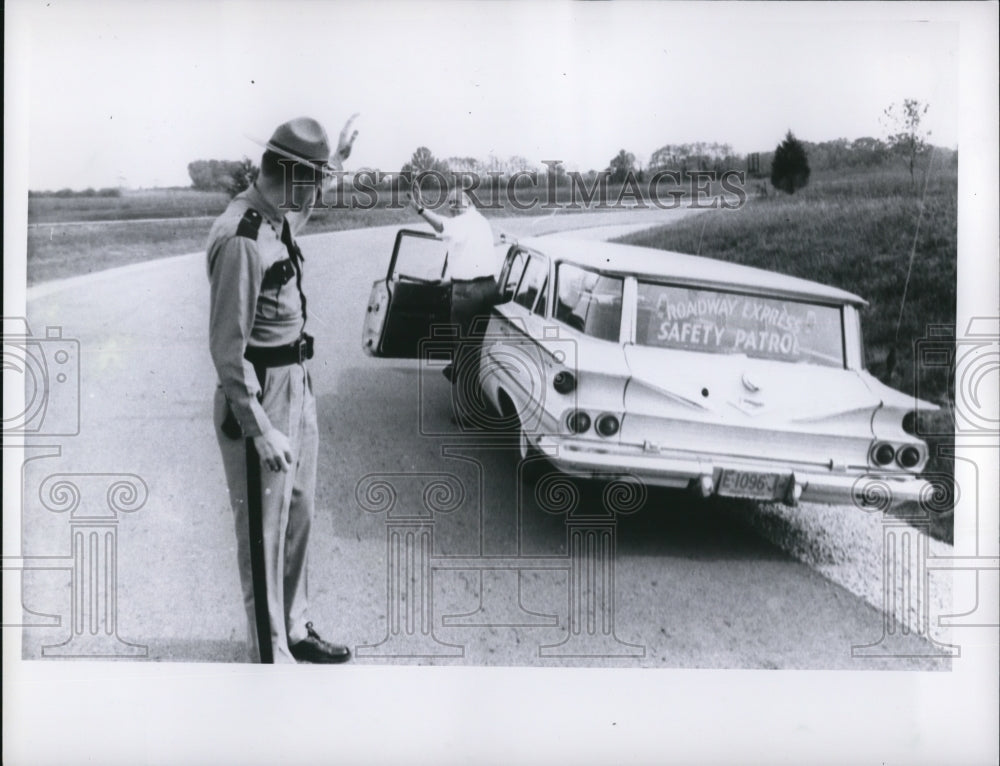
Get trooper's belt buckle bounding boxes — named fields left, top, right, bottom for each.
left=299, top=333, right=314, bottom=362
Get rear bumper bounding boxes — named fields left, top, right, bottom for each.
left=534, top=435, right=929, bottom=508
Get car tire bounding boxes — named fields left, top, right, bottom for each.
left=452, top=356, right=503, bottom=431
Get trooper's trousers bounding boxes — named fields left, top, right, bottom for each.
left=213, top=362, right=317, bottom=663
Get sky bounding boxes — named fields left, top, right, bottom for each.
left=9, top=1, right=963, bottom=190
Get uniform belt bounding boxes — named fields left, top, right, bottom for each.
left=244, top=333, right=314, bottom=367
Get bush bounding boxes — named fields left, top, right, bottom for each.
left=188, top=158, right=259, bottom=195
left=224, top=157, right=259, bottom=198
left=771, top=131, right=811, bottom=194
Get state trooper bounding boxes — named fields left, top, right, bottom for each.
left=207, top=115, right=358, bottom=663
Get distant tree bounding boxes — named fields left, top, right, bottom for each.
left=502, top=155, right=538, bottom=176
left=542, top=160, right=569, bottom=187
left=482, top=153, right=504, bottom=174
left=445, top=156, right=483, bottom=174
left=187, top=161, right=215, bottom=191
left=851, top=137, right=889, bottom=167
left=225, top=156, right=259, bottom=198
left=188, top=158, right=256, bottom=194
left=401, top=146, right=450, bottom=184
left=882, top=98, right=931, bottom=184
left=770, top=131, right=810, bottom=194
left=32, top=187, right=121, bottom=198
left=649, top=142, right=742, bottom=180
left=607, top=149, right=637, bottom=184
left=810, top=138, right=850, bottom=170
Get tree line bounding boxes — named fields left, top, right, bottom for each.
left=185, top=99, right=939, bottom=198
left=28, top=187, right=122, bottom=198
left=765, top=98, right=937, bottom=194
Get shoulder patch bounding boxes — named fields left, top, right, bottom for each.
left=235, top=209, right=263, bottom=240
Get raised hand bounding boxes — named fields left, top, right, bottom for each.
left=336, top=113, right=360, bottom=160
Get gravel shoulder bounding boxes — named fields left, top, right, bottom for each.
left=734, top=498, right=953, bottom=648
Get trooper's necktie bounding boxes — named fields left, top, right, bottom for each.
left=280, top=218, right=307, bottom=326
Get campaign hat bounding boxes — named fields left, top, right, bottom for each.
left=252, top=117, right=331, bottom=172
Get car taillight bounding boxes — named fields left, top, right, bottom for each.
left=872, top=442, right=895, bottom=466
left=553, top=370, right=576, bottom=394
left=595, top=413, right=619, bottom=437
left=897, top=445, right=921, bottom=469
left=566, top=410, right=591, bottom=434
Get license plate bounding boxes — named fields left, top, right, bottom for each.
left=718, top=470, right=782, bottom=499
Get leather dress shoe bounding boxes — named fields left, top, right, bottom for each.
left=289, top=622, right=351, bottom=664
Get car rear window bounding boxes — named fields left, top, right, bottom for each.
left=556, top=263, right=623, bottom=341
left=635, top=282, right=845, bottom=367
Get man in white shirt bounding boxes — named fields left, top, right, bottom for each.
left=409, top=186, right=497, bottom=422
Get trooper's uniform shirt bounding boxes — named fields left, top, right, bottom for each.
left=208, top=184, right=307, bottom=437
left=207, top=183, right=318, bottom=664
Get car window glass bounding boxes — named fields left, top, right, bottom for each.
left=514, top=255, right=548, bottom=311
left=533, top=276, right=548, bottom=317
left=499, top=250, right=528, bottom=302
left=855, top=315, right=867, bottom=370
left=556, top=263, right=623, bottom=341
left=635, top=282, right=845, bottom=367
left=393, top=233, right=447, bottom=282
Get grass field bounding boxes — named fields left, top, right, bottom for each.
left=616, top=161, right=958, bottom=542
left=25, top=208, right=424, bottom=285
left=25, top=188, right=422, bottom=283
left=27, top=188, right=232, bottom=223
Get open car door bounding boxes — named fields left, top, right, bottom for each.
left=362, top=229, right=451, bottom=358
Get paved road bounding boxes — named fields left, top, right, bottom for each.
left=17, top=208, right=946, bottom=668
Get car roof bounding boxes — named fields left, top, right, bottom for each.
left=515, top=236, right=868, bottom=307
